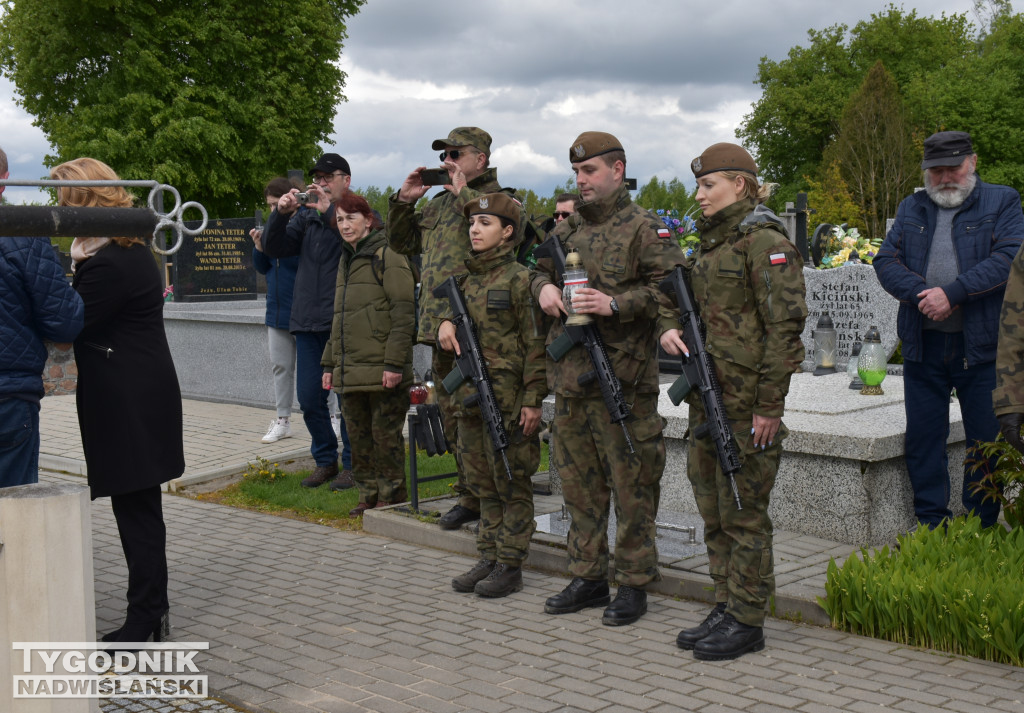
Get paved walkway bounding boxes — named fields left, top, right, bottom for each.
left=32, top=397, right=1024, bottom=712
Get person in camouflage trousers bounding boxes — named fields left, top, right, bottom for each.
left=322, top=193, right=415, bottom=516
left=437, top=193, right=548, bottom=598
left=993, top=243, right=1024, bottom=456
left=661, top=143, right=807, bottom=661
left=388, top=127, right=524, bottom=531
left=531, top=132, right=686, bottom=627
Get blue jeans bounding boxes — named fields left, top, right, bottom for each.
left=0, top=397, right=40, bottom=488
left=903, top=331, right=1000, bottom=527
left=294, top=332, right=351, bottom=468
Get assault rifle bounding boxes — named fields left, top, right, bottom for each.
left=660, top=266, right=743, bottom=510
left=533, top=236, right=635, bottom=453
left=432, top=276, right=513, bottom=480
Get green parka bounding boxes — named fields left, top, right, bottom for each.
left=321, top=229, right=415, bottom=392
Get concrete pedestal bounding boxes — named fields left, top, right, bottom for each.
left=0, top=481, right=98, bottom=712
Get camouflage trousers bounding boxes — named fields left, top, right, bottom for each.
left=457, top=412, right=539, bottom=566
left=687, top=411, right=783, bottom=627
left=340, top=388, right=409, bottom=505
left=551, top=392, right=665, bottom=588
left=433, top=347, right=477, bottom=511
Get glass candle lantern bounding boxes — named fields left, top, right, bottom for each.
left=812, top=313, right=837, bottom=375
left=847, top=341, right=864, bottom=390
left=857, top=326, right=887, bottom=395
left=563, top=249, right=593, bottom=326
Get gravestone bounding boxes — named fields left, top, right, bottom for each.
left=800, top=263, right=899, bottom=370
left=173, top=217, right=257, bottom=302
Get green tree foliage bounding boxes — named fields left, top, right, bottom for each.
left=805, top=159, right=864, bottom=235
left=633, top=176, right=698, bottom=215
left=0, top=0, right=365, bottom=218
left=823, top=61, right=919, bottom=239
left=353, top=185, right=396, bottom=222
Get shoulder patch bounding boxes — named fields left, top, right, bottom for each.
left=769, top=252, right=788, bottom=266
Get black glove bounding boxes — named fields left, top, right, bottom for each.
left=998, top=412, right=1024, bottom=455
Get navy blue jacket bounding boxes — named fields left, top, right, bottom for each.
left=874, top=177, right=1024, bottom=365
left=252, top=247, right=299, bottom=330
left=0, top=238, right=84, bottom=400
left=262, top=205, right=341, bottom=334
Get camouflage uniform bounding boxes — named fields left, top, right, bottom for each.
left=321, top=229, right=415, bottom=504
left=446, top=242, right=548, bottom=566
left=994, top=245, right=1024, bottom=416
left=530, top=183, right=685, bottom=588
left=387, top=169, right=521, bottom=510
left=685, top=199, right=807, bottom=627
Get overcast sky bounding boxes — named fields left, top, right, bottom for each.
left=2, top=0, right=979, bottom=207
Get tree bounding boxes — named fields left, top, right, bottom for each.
left=634, top=176, right=698, bottom=216
left=0, top=0, right=364, bottom=218
left=823, top=61, right=919, bottom=240
left=804, top=159, right=864, bottom=236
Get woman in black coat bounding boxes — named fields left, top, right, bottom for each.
left=53, top=158, right=186, bottom=645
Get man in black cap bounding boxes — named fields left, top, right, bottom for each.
left=875, top=131, right=1024, bottom=529
left=387, top=127, right=522, bottom=530
left=263, top=153, right=355, bottom=490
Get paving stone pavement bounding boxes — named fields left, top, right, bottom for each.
left=53, top=475, right=1020, bottom=713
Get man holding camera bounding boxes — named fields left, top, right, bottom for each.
left=263, top=153, right=354, bottom=490
left=387, top=127, right=522, bottom=529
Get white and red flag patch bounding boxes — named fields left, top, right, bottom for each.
left=657, top=228, right=671, bottom=238
left=769, top=252, right=788, bottom=266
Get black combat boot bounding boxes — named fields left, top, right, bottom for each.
left=601, top=585, right=647, bottom=626
left=438, top=504, right=480, bottom=530
left=452, top=559, right=495, bottom=593
left=692, top=613, right=765, bottom=660
left=676, top=602, right=727, bottom=650
left=544, top=577, right=610, bottom=614
left=474, top=563, right=523, bottom=598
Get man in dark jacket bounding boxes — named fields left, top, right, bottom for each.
left=263, top=154, right=354, bottom=489
left=0, top=146, right=85, bottom=487
left=874, top=131, right=1024, bottom=528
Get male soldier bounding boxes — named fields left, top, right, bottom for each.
left=875, top=130, right=1024, bottom=528
left=388, top=127, right=522, bottom=530
left=532, top=132, right=685, bottom=625
left=994, top=248, right=1024, bottom=457
left=552, top=192, right=577, bottom=225
left=0, top=146, right=84, bottom=487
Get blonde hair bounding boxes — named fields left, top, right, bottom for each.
left=717, top=169, right=776, bottom=204
left=50, top=158, right=142, bottom=247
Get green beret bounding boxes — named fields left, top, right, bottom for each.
left=691, top=143, right=757, bottom=178
left=463, top=192, right=521, bottom=231
left=431, top=127, right=493, bottom=155
left=569, top=131, right=624, bottom=163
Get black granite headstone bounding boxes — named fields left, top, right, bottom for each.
left=173, top=217, right=257, bottom=302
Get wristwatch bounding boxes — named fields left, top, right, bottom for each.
left=609, top=298, right=619, bottom=315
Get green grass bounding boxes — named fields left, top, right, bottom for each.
left=199, top=443, right=549, bottom=528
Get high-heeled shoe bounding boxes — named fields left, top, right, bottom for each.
left=101, top=610, right=170, bottom=645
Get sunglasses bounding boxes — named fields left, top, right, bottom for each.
left=439, top=148, right=475, bottom=162
left=553, top=211, right=573, bottom=220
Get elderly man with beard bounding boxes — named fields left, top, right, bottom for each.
left=875, top=131, right=1024, bottom=530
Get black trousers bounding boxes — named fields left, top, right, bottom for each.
left=110, top=486, right=168, bottom=624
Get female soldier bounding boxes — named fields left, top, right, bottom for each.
left=661, top=143, right=807, bottom=661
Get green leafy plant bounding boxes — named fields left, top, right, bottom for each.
left=967, top=437, right=1024, bottom=529
left=821, top=517, right=1024, bottom=665
left=242, top=456, right=285, bottom=483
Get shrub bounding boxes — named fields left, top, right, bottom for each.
left=967, top=437, right=1024, bottom=530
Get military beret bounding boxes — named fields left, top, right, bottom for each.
left=569, top=132, right=624, bottom=163
left=431, top=127, right=493, bottom=155
left=463, top=192, right=521, bottom=231
left=922, top=131, right=974, bottom=169
left=691, top=143, right=757, bottom=178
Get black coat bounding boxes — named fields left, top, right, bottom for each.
left=72, top=242, right=185, bottom=499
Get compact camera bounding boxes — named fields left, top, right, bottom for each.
left=294, top=192, right=312, bottom=205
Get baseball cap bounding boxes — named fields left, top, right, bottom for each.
left=312, top=153, right=351, bottom=176
left=431, top=127, right=493, bottom=155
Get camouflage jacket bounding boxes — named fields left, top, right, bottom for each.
left=321, top=229, right=415, bottom=393
left=686, top=199, right=807, bottom=420
left=443, top=242, right=549, bottom=418
left=530, top=183, right=685, bottom=397
left=386, top=168, right=523, bottom=343
left=993, top=244, right=1024, bottom=415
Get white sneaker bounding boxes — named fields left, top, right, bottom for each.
left=331, top=414, right=342, bottom=439
left=262, top=418, right=292, bottom=443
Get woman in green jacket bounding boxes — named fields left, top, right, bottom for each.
left=322, top=193, right=416, bottom=515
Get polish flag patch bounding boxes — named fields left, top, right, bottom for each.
left=657, top=228, right=671, bottom=238
left=769, top=253, right=788, bottom=266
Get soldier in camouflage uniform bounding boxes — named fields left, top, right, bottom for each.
left=437, top=193, right=548, bottom=598
left=994, top=244, right=1024, bottom=456
left=388, top=127, right=524, bottom=530
left=661, top=143, right=806, bottom=661
left=531, top=132, right=686, bottom=626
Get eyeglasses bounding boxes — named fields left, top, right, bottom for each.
left=312, top=172, right=346, bottom=185
left=439, top=149, right=475, bottom=162
left=553, top=211, right=573, bottom=220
